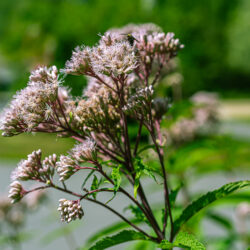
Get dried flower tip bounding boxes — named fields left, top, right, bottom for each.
left=58, top=199, right=84, bottom=223
left=71, top=138, right=96, bottom=163
left=56, top=155, right=78, bottom=181
left=8, top=181, right=25, bottom=204
left=61, top=46, right=92, bottom=75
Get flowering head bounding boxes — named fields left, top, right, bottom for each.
left=0, top=66, right=60, bottom=136
left=91, top=41, right=138, bottom=76
left=62, top=46, right=92, bottom=75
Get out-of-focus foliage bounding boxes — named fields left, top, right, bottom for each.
left=0, top=190, right=47, bottom=249
left=0, top=0, right=250, bottom=96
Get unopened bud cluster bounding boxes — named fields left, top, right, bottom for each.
left=8, top=181, right=25, bottom=204
left=58, top=199, right=84, bottom=223
left=11, top=150, right=55, bottom=182
left=56, top=155, right=78, bottom=181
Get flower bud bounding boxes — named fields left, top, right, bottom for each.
left=8, top=181, right=25, bottom=204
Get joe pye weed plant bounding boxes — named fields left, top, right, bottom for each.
left=1, top=23, right=249, bottom=249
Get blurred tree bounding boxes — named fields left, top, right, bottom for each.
left=0, top=0, right=249, bottom=96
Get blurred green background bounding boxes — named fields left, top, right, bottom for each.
left=0, top=0, right=250, bottom=96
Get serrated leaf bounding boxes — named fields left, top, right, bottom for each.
left=91, top=175, right=99, bottom=199
left=159, top=232, right=205, bottom=250
left=173, top=180, right=250, bottom=236
left=158, top=240, right=176, bottom=249
left=175, top=231, right=205, bottom=250
left=87, top=230, right=148, bottom=250
left=111, top=166, right=121, bottom=194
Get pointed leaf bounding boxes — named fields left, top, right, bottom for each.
left=91, top=175, right=99, bottom=199
left=81, top=169, right=95, bottom=190
left=173, top=180, right=250, bottom=236
left=133, top=156, right=158, bottom=197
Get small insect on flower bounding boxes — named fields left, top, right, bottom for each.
left=121, top=33, right=139, bottom=46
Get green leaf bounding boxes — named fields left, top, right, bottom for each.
left=134, top=171, right=141, bottom=198
left=173, top=180, right=250, bottom=236
left=169, top=184, right=182, bottom=207
left=125, top=205, right=149, bottom=226
left=111, top=166, right=122, bottom=194
left=174, top=231, right=205, bottom=250
left=91, top=175, right=99, bottom=199
left=159, top=232, right=205, bottom=250
left=162, top=185, right=182, bottom=227
left=81, top=169, right=95, bottom=190
left=87, top=230, right=148, bottom=250
left=133, top=156, right=158, bottom=197
left=158, top=240, right=176, bottom=249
